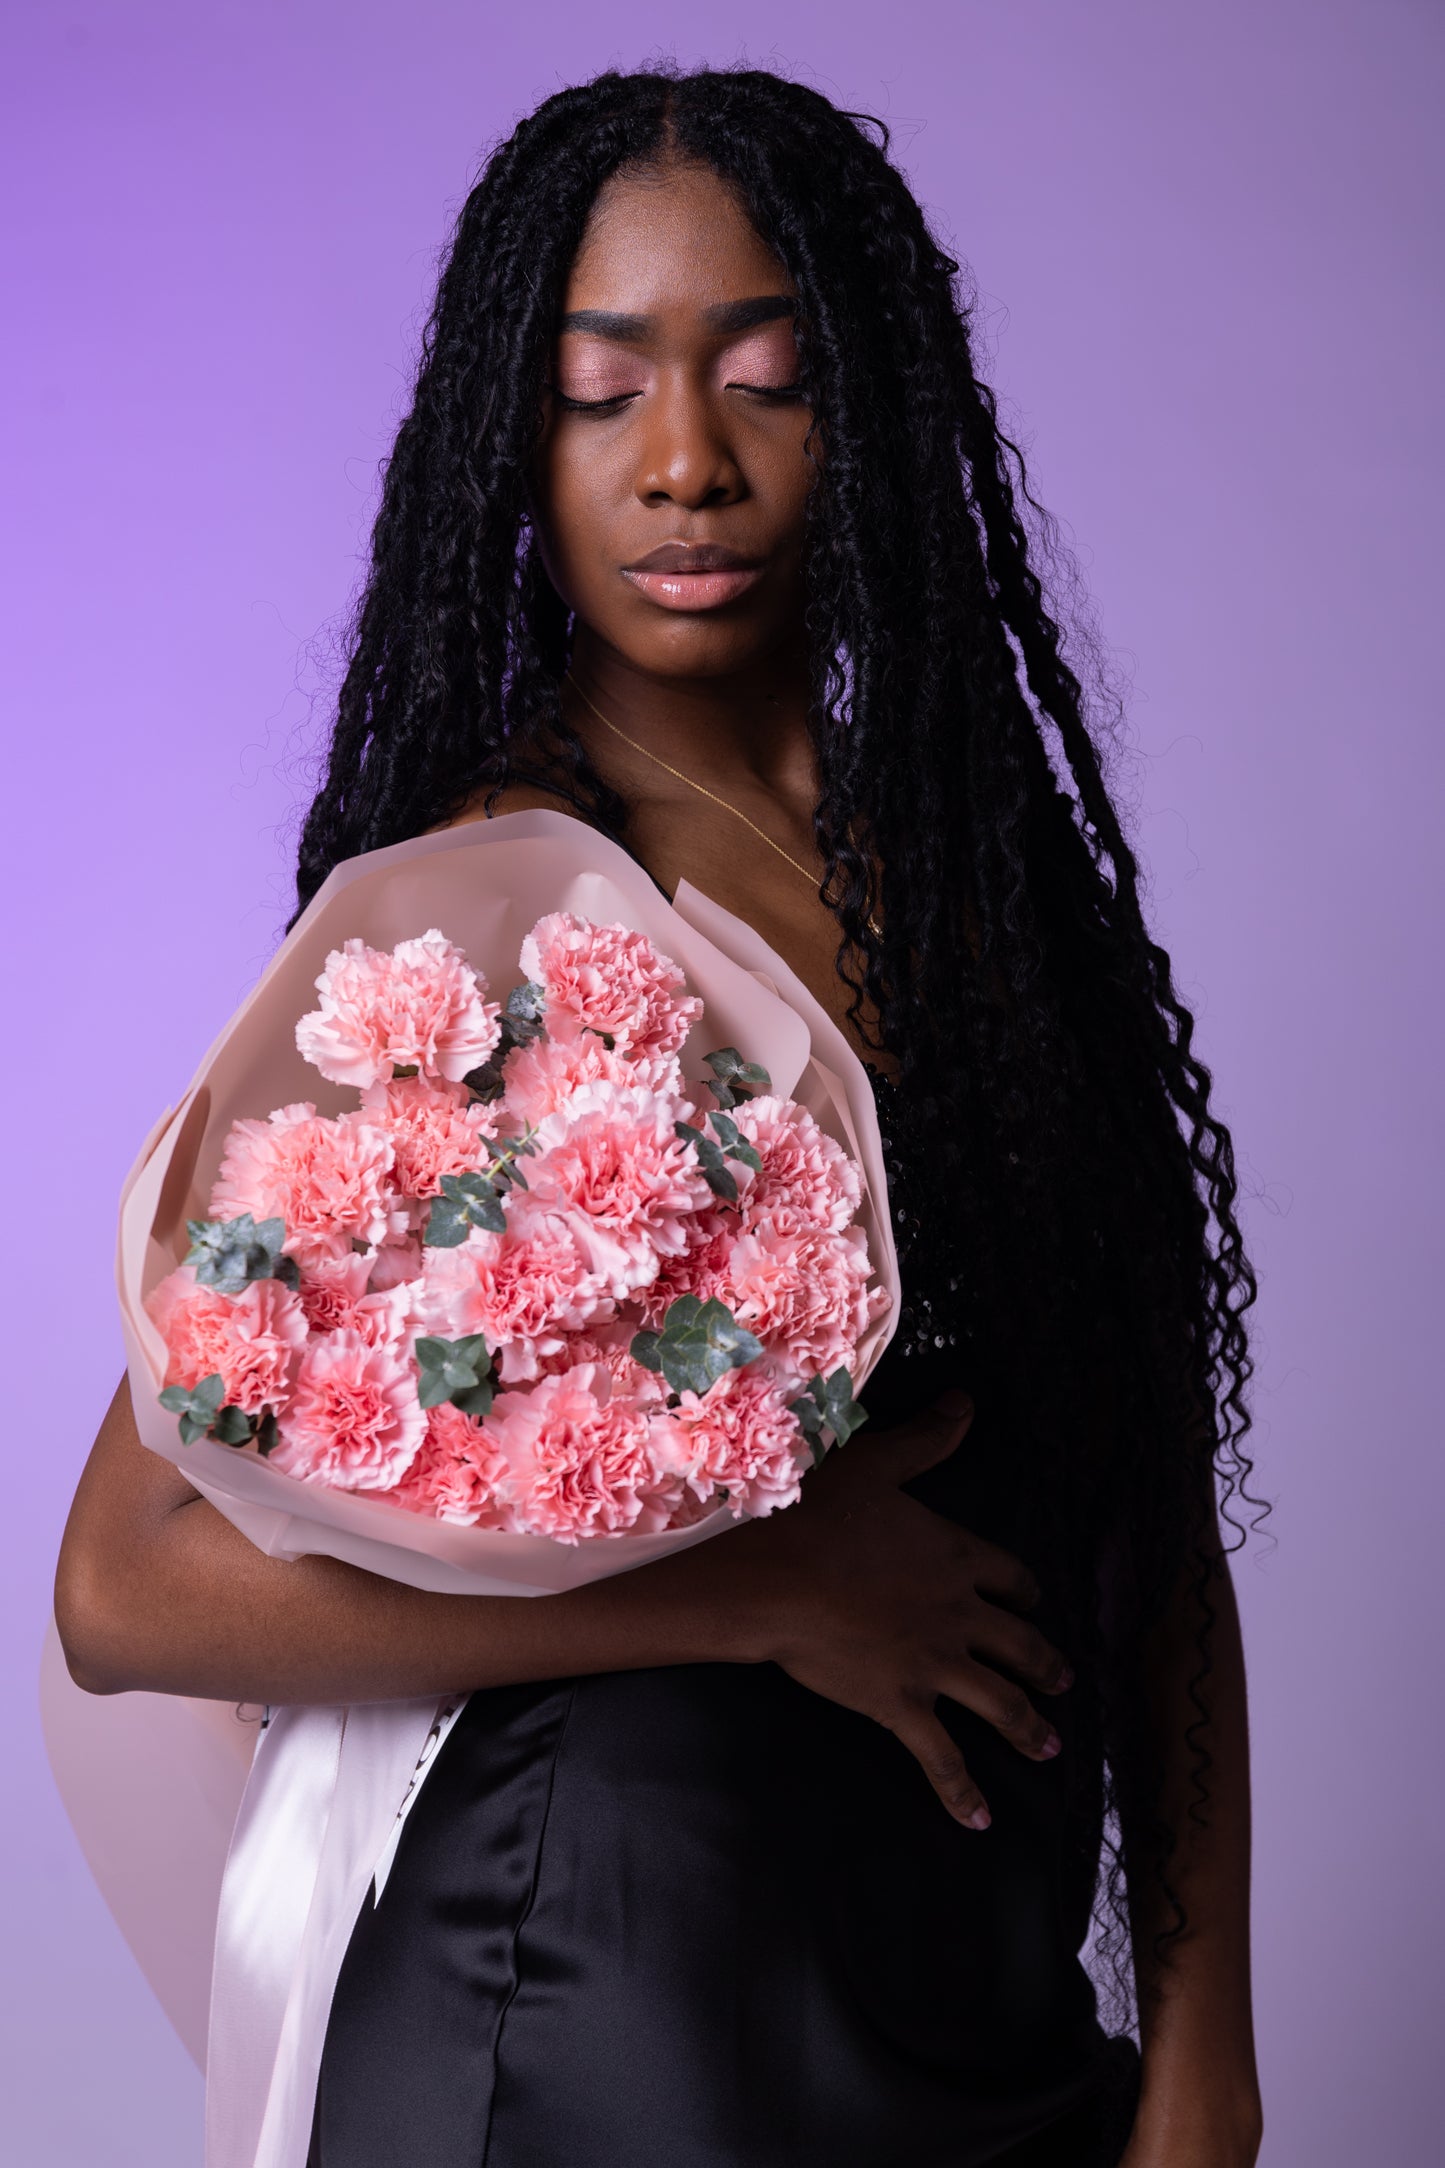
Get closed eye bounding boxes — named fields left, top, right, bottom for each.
left=549, top=387, right=642, bottom=414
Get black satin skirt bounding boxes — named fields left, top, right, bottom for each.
left=308, top=1358, right=1140, bottom=2166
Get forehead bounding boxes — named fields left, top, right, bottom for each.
left=562, top=158, right=790, bottom=317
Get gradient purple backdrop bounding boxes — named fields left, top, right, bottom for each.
left=4, top=3, right=1440, bottom=2161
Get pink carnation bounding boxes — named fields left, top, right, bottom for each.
left=415, top=1198, right=613, bottom=1383
left=524, top=1082, right=713, bottom=1299
left=386, top=1402, right=516, bottom=1528
left=270, top=1327, right=425, bottom=1490
left=520, top=913, right=702, bottom=1060
left=146, top=1268, right=307, bottom=1416
left=537, top=1321, right=669, bottom=1408
left=501, top=1031, right=680, bottom=1127
left=367, top=1235, right=425, bottom=1291
left=729, top=1095, right=862, bottom=1234
left=359, top=1073, right=496, bottom=1199
left=296, top=929, right=502, bottom=1089
left=483, top=1364, right=682, bottom=1541
left=660, top=1367, right=812, bottom=1518
left=716, top=1218, right=886, bottom=1388
left=296, top=1250, right=374, bottom=1333
left=632, top=1208, right=735, bottom=1327
left=209, top=1102, right=402, bottom=1268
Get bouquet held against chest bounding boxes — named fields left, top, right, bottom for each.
left=119, top=812, right=900, bottom=1597
left=48, top=813, right=900, bottom=2146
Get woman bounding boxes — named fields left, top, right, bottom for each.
left=57, top=65, right=1265, bottom=2168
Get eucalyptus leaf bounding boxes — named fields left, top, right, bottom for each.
left=424, top=1170, right=507, bottom=1245
left=210, top=1403, right=256, bottom=1447
left=707, top=1109, right=763, bottom=1174
left=793, top=1367, right=869, bottom=1448
left=184, top=1213, right=292, bottom=1294
left=630, top=1330, right=663, bottom=1373
left=702, top=1046, right=772, bottom=1109
left=158, top=1372, right=226, bottom=1446
left=505, top=980, right=547, bottom=1038
left=414, top=1331, right=496, bottom=1417
left=651, top=1294, right=763, bottom=1397
left=674, top=1120, right=738, bottom=1204
left=255, top=1410, right=280, bottom=1458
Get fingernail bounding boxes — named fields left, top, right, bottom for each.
left=966, top=1805, right=991, bottom=1830
left=1040, top=1730, right=1062, bottom=1759
left=1055, top=1664, right=1075, bottom=1692
left=937, top=1390, right=974, bottom=1419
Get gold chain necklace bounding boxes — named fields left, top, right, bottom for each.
left=564, top=671, right=825, bottom=896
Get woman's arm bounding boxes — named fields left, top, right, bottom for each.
left=1120, top=1518, right=1264, bottom=2168
left=55, top=1375, right=1072, bottom=1826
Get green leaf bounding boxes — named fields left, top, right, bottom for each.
left=423, top=1170, right=507, bottom=1245
left=792, top=1367, right=869, bottom=1450
left=210, top=1403, right=255, bottom=1447
left=674, top=1120, right=738, bottom=1204
left=255, top=1410, right=280, bottom=1458
left=630, top=1330, right=663, bottom=1373
left=707, top=1109, right=763, bottom=1174
left=505, top=980, right=546, bottom=1038
left=702, top=1046, right=772, bottom=1109
left=159, top=1372, right=226, bottom=1446
left=651, top=1294, right=764, bottom=1397
left=184, top=1213, right=293, bottom=1294
left=414, top=1332, right=496, bottom=1417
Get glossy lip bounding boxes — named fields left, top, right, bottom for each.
left=621, top=542, right=762, bottom=613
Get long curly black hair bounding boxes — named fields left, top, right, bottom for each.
left=294, top=62, right=1265, bottom=2026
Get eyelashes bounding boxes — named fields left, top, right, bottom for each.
left=550, top=383, right=805, bottom=414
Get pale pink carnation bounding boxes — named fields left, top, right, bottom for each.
left=146, top=1268, right=307, bottom=1416
left=367, top=1235, right=425, bottom=1291
left=730, top=1095, right=862, bottom=1234
left=520, top=913, right=702, bottom=1059
left=632, top=1208, right=735, bottom=1328
left=296, top=930, right=502, bottom=1089
left=386, top=1402, right=517, bottom=1528
left=717, top=1219, right=886, bottom=1388
left=414, top=1197, right=613, bottom=1382
left=524, top=1082, right=713, bottom=1299
left=209, top=1102, right=402, bottom=1268
left=483, top=1364, right=682, bottom=1541
left=537, top=1322, right=669, bottom=1408
left=270, top=1327, right=425, bottom=1490
left=298, top=1251, right=412, bottom=1344
left=501, top=1031, right=680, bottom=1127
left=659, top=1367, right=812, bottom=1518
left=297, top=1250, right=374, bottom=1333
left=359, top=1073, right=496, bottom=1199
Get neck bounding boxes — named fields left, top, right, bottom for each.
left=563, top=627, right=815, bottom=804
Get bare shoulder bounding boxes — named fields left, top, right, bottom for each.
left=424, top=776, right=585, bottom=838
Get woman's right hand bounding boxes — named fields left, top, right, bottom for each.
left=730, top=1391, right=1074, bottom=1828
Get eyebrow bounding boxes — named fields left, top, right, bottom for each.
left=557, top=295, right=797, bottom=341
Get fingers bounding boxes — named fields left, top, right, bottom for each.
left=970, top=1611, right=1075, bottom=1697
left=947, top=1661, right=1062, bottom=1762
left=874, top=1392, right=975, bottom=1486
left=886, top=1701, right=992, bottom=1830
left=966, top=1535, right=1043, bottom=1615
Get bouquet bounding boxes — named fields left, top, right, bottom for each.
left=118, top=810, right=898, bottom=1594
left=147, top=911, right=886, bottom=1544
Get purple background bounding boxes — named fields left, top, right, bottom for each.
left=4, top=2, right=1441, bottom=2160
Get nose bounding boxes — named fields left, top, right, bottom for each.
left=633, top=371, right=745, bottom=512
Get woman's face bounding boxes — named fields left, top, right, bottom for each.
left=530, top=157, right=816, bottom=681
